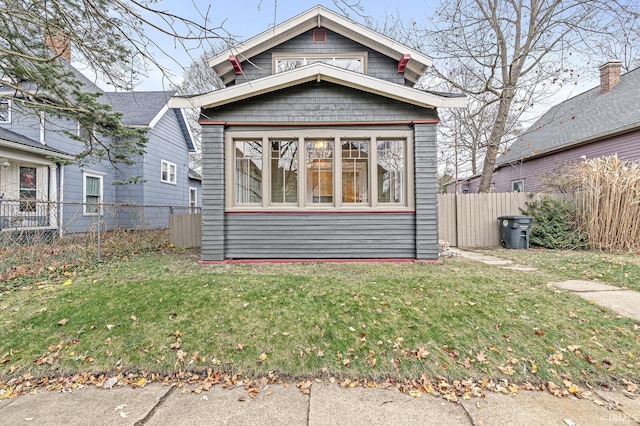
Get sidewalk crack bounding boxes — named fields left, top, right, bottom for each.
left=134, top=385, right=176, bottom=425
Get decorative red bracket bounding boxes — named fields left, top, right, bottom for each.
left=398, top=54, right=410, bottom=73
left=229, top=55, right=243, bottom=74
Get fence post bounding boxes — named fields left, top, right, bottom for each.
left=96, top=211, right=101, bottom=261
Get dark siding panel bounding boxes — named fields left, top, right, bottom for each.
left=414, top=123, right=439, bottom=260
left=225, top=213, right=416, bottom=258
left=201, top=125, right=225, bottom=261
left=204, top=82, right=437, bottom=123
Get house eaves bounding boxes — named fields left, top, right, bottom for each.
left=169, top=63, right=466, bottom=110
left=497, top=121, right=640, bottom=168
left=208, top=6, right=432, bottom=85
left=0, top=128, right=74, bottom=160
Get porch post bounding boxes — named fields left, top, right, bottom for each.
left=49, top=165, right=57, bottom=229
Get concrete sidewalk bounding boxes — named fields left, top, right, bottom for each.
left=1, top=382, right=639, bottom=425
left=456, top=249, right=640, bottom=322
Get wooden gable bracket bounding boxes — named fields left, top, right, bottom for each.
left=229, top=55, right=243, bottom=74
left=398, top=54, right=410, bottom=73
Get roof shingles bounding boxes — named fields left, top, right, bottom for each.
left=498, top=66, right=640, bottom=166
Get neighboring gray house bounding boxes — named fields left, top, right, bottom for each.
left=171, top=6, right=465, bottom=261
left=0, top=63, right=196, bottom=234
left=458, top=61, right=640, bottom=193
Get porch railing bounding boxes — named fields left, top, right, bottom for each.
left=0, top=199, right=54, bottom=229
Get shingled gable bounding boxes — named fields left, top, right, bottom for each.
left=170, top=62, right=466, bottom=111
left=208, top=5, right=432, bottom=86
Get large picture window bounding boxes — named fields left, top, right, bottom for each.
left=227, top=130, right=413, bottom=211
left=342, top=140, right=369, bottom=204
left=235, top=140, right=263, bottom=204
left=271, top=140, right=298, bottom=204
left=306, top=140, right=334, bottom=204
left=377, top=140, right=405, bottom=204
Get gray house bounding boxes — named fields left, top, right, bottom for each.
left=171, top=6, right=465, bottom=261
left=0, top=62, right=197, bottom=234
left=459, top=61, right=640, bottom=193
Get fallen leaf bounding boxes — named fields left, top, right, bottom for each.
left=258, top=353, right=267, bottom=364
left=57, top=318, right=68, bottom=326
left=130, top=315, right=137, bottom=321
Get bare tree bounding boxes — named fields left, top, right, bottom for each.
left=172, top=47, right=226, bottom=172
left=418, top=0, right=639, bottom=192
left=0, top=0, right=230, bottom=167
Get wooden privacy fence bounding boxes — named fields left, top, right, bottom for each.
left=169, top=213, right=202, bottom=248
left=438, top=193, right=541, bottom=248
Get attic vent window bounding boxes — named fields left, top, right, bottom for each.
left=313, top=29, right=327, bottom=43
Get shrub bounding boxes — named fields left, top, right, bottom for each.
left=521, top=195, right=589, bottom=249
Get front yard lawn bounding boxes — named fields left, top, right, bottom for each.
left=1, top=249, right=638, bottom=397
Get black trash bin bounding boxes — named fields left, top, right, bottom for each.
left=497, top=215, right=533, bottom=249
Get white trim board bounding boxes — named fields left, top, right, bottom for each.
left=170, top=63, right=466, bottom=110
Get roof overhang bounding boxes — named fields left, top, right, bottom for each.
left=208, top=6, right=433, bottom=85
left=169, top=63, right=466, bottom=110
left=0, top=139, right=75, bottom=161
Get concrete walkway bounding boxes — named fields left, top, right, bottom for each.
left=456, top=249, right=640, bottom=322
left=1, top=381, right=639, bottom=425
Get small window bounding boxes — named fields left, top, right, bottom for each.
left=0, top=99, right=10, bottom=123
left=19, top=167, right=37, bottom=212
left=161, top=160, right=177, bottom=184
left=83, top=172, right=103, bottom=215
left=511, top=180, right=524, bottom=193
left=189, top=187, right=198, bottom=212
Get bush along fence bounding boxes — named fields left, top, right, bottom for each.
left=0, top=199, right=200, bottom=258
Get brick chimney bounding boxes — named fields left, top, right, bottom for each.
left=599, top=60, right=622, bottom=94
left=45, top=34, right=71, bottom=61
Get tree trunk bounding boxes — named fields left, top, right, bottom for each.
left=478, top=87, right=515, bottom=193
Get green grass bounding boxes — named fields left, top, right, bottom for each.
left=1, top=250, right=639, bottom=391
left=484, top=248, right=640, bottom=291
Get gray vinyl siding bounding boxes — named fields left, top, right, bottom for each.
left=414, top=123, right=439, bottom=260
left=237, top=29, right=403, bottom=85
left=201, top=124, right=225, bottom=261
left=139, top=109, right=191, bottom=208
left=225, top=213, right=416, bottom=259
left=204, top=82, right=437, bottom=123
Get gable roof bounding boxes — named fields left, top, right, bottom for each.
left=208, top=5, right=433, bottom=85
left=497, top=66, right=640, bottom=166
left=105, top=91, right=196, bottom=152
left=105, top=91, right=175, bottom=128
left=169, top=62, right=466, bottom=110
left=0, top=127, right=74, bottom=159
